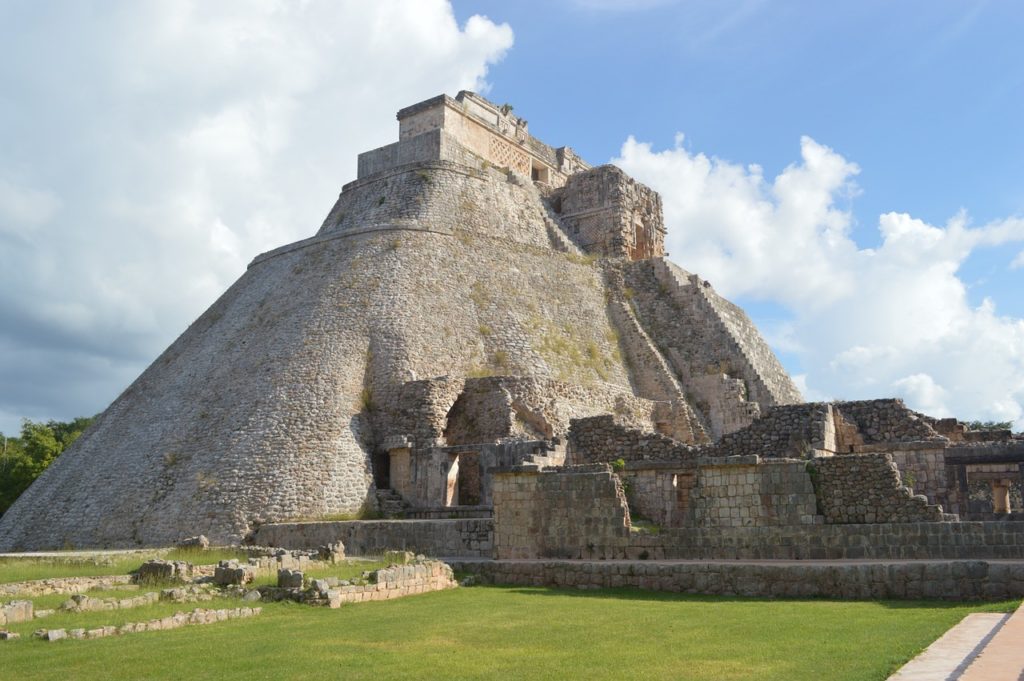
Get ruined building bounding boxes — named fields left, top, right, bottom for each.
left=1, top=92, right=1021, bottom=555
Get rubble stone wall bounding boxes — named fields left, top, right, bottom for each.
left=812, top=453, right=945, bottom=523
left=567, top=415, right=697, bottom=464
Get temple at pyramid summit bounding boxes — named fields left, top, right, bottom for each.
left=2, top=91, right=1022, bottom=563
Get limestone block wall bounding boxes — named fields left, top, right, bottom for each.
left=620, top=464, right=694, bottom=528
left=252, top=519, right=493, bottom=558
left=630, top=522, right=1024, bottom=561
left=687, top=461, right=820, bottom=528
left=624, top=259, right=770, bottom=438
left=884, top=445, right=949, bottom=508
left=492, top=465, right=631, bottom=559
left=451, top=558, right=1024, bottom=602
left=812, top=454, right=945, bottom=523
left=363, top=92, right=584, bottom=187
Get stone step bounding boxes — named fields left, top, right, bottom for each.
left=375, top=489, right=410, bottom=519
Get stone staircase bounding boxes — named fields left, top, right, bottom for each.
left=604, top=275, right=709, bottom=444
left=526, top=449, right=565, bottom=469
left=539, top=200, right=584, bottom=255
left=651, top=258, right=800, bottom=406
left=375, top=489, right=410, bottom=519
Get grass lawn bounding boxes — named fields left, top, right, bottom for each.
left=3, top=585, right=1018, bottom=680
left=0, top=548, right=249, bottom=584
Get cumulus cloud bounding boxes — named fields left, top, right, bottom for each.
left=616, top=135, right=1024, bottom=429
left=0, top=0, right=512, bottom=432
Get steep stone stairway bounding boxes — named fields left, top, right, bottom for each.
left=375, top=489, right=410, bottom=519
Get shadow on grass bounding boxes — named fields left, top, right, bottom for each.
left=471, top=584, right=1019, bottom=612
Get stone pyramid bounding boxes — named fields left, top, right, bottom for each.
left=0, top=92, right=800, bottom=550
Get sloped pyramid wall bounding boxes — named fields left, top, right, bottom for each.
left=0, top=162, right=657, bottom=549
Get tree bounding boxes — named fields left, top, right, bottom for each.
left=0, top=416, right=95, bottom=516
left=964, top=420, right=1015, bottom=432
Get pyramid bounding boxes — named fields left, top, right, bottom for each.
left=0, top=92, right=800, bottom=550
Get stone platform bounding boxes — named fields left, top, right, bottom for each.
left=448, top=558, right=1024, bottom=601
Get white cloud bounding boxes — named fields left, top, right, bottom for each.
left=1012, top=250, right=1024, bottom=269
left=891, top=374, right=951, bottom=417
left=0, top=177, right=61, bottom=238
left=0, top=0, right=512, bottom=433
left=616, top=135, right=1024, bottom=430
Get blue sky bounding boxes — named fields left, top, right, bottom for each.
left=1, top=0, right=1022, bottom=433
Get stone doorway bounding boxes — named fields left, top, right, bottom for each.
left=445, top=452, right=482, bottom=506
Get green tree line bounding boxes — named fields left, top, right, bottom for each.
left=0, top=416, right=94, bottom=516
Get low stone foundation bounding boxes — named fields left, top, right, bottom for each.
left=451, top=559, right=1024, bottom=601
left=253, top=519, right=493, bottom=557
left=32, top=607, right=262, bottom=641
left=0, top=575, right=133, bottom=598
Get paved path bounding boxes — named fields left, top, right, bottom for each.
left=961, top=603, right=1024, bottom=680
left=888, top=613, right=1009, bottom=680
left=889, top=603, right=1024, bottom=680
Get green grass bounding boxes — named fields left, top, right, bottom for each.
left=27, top=586, right=148, bottom=611
left=1, top=596, right=246, bottom=640
left=0, top=548, right=249, bottom=584
left=1, top=585, right=1017, bottom=680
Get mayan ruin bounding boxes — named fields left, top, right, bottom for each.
left=1, top=90, right=1023, bottom=615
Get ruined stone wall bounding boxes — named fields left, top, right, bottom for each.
left=886, top=445, right=949, bottom=508
left=708, top=403, right=832, bottom=459
left=567, top=415, right=699, bottom=465
left=620, top=464, right=693, bottom=528
left=687, top=461, right=820, bottom=528
left=386, top=377, right=664, bottom=452
left=329, top=560, right=457, bottom=604
left=812, top=454, right=945, bottom=523
left=834, top=399, right=944, bottom=445
left=554, top=165, right=665, bottom=260
left=492, top=465, right=631, bottom=559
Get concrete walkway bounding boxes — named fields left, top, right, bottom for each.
left=960, top=602, right=1024, bottom=680
left=889, top=603, right=1024, bottom=680
left=888, top=613, right=1010, bottom=680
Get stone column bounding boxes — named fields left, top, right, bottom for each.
left=991, top=479, right=1011, bottom=513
